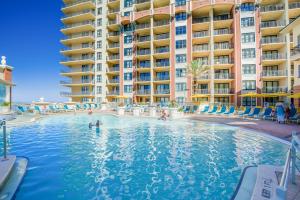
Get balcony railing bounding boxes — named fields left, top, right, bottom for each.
left=108, top=31, right=120, bottom=36
left=154, top=76, right=170, bottom=81
left=62, top=32, right=94, bottom=40
left=63, top=0, right=95, bottom=9
left=193, top=45, right=209, bottom=51
left=137, top=49, right=151, bottom=55
left=195, top=89, right=209, bottom=94
left=155, top=89, right=170, bottom=94
left=136, top=90, right=151, bottom=95
left=214, top=58, right=233, bottom=64
left=61, top=56, right=94, bottom=62
left=196, top=59, right=209, bottom=65
left=192, top=17, right=210, bottom=24
left=60, top=68, right=94, bottom=73
left=62, top=21, right=94, bottom=29
left=154, top=33, right=169, bottom=40
left=196, top=74, right=210, bottom=80
left=262, top=70, right=287, bottom=77
left=214, top=73, right=234, bottom=79
left=107, top=91, right=120, bottom=95
left=213, top=15, right=232, bottom=21
left=154, top=20, right=170, bottom=27
left=214, top=29, right=232, bottom=35
left=108, top=19, right=117, bottom=25
left=135, top=23, right=150, bottom=30
left=289, top=2, right=300, bottom=9
left=60, top=80, right=94, bottom=84
left=137, top=63, right=150, bottom=68
left=155, top=62, right=170, bottom=67
left=260, top=4, right=284, bottom=12
left=108, top=43, right=120, bottom=48
left=261, top=37, right=285, bottom=44
left=108, top=79, right=120, bottom=84
left=138, top=36, right=151, bottom=42
left=62, top=9, right=94, bottom=19
left=261, top=20, right=285, bottom=28
left=262, top=53, right=286, bottom=60
left=61, top=44, right=94, bottom=51
left=107, top=67, right=120, bottom=72
left=60, top=91, right=94, bottom=97
left=262, top=87, right=288, bottom=93
left=175, top=1, right=186, bottom=7
left=137, top=77, right=151, bottom=81
left=154, top=47, right=169, bottom=54
left=214, top=43, right=233, bottom=50
left=214, top=88, right=233, bottom=94
left=291, top=46, right=300, bottom=57
left=135, top=0, right=150, bottom=4
left=108, top=8, right=120, bottom=14
left=108, top=55, right=120, bottom=60
left=193, top=31, right=209, bottom=38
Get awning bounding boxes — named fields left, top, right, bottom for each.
left=260, top=92, right=288, bottom=97
left=191, top=94, right=210, bottom=98
left=116, top=95, right=128, bottom=99
left=239, top=92, right=261, bottom=98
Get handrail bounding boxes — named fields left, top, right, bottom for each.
left=280, top=149, right=291, bottom=189
left=0, top=120, right=7, bottom=159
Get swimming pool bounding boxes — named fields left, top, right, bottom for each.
left=2, top=114, right=288, bottom=200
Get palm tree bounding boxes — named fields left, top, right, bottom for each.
left=187, top=60, right=209, bottom=95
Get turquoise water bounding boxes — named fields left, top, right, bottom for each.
left=2, top=114, right=288, bottom=200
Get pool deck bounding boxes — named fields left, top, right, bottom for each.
left=189, top=114, right=300, bottom=142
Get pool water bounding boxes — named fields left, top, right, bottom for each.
left=1, top=114, right=288, bottom=200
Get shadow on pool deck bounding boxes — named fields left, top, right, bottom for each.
left=189, top=114, right=300, bottom=141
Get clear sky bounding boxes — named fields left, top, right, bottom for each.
left=0, top=0, right=67, bottom=103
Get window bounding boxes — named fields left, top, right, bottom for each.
left=81, top=75, right=89, bottom=83
left=97, top=52, right=102, bottom=60
left=242, top=97, right=256, bottom=106
left=97, top=29, right=102, bottom=37
left=176, top=97, right=185, bottom=104
left=97, top=18, right=102, bottom=26
left=123, top=24, right=133, bottom=32
left=82, top=65, right=89, bottom=72
left=81, top=86, right=88, bottom=93
left=175, top=0, right=186, bottom=6
left=123, top=11, right=130, bottom=17
left=96, top=75, right=102, bottom=83
left=97, top=0, right=102, bottom=4
left=96, top=86, right=102, bottom=94
left=97, top=41, right=102, bottom=48
left=242, top=64, right=256, bottom=74
left=241, top=3, right=255, bottom=12
left=176, top=83, right=186, bottom=91
left=176, top=68, right=186, bottom=77
left=176, top=26, right=186, bottom=35
left=124, top=0, right=133, bottom=7
left=242, top=48, right=256, bottom=58
left=176, top=54, right=187, bottom=63
left=175, top=12, right=187, bottom=21
left=241, top=17, right=254, bottom=27
left=124, top=85, right=133, bottom=93
left=124, top=60, right=132, bottom=68
left=124, top=73, right=132, bottom=81
left=176, top=40, right=186, bottom=49
left=97, top=8, right=102, bottom=15
left=82, top=97, right=88, bottom=102
left=241, top=32, right=255, bottom=43
left=124, top=35, right=132, bottom=44
left=242, top=80, right=256, bottom=90
left=124, top=48, right=132, bottom=56
left=97, top=63, right=102, bottom=71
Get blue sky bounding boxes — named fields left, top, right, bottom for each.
left=0, top=0, right=67, bottom=103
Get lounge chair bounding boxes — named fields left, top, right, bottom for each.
left=184, top=106, right=191, bottom=113
left=208, top=106, right=218, bottom=114
left=200, top=105, right=209, bottom=113
left=239, top=107, right=251, bottom=116
left=247, top=107, right=261, bottom=118
left=49, top=105, right=58, bottom=113
left=216, top=106, right=226, bottom=114
left=276, top=106, right=285, bottom=123
left=191, top=105, right=198, bottom=113
left=17, top=106, right=27, bottom=113
left=290, top=113, right=300, bottom=124
left=261, top=108, right=272, bottom=120
left=224, top=106, right=235, bottom=115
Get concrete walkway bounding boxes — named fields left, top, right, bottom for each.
left=189, top=114, right=300, bottom=141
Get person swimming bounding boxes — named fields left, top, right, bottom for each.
left=89, top=120, right=103, bottom=129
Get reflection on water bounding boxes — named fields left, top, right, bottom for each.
left=1, top=114, right=288, bottom=200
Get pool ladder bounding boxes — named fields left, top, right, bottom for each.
left=0, top=119, right=7, bottom=160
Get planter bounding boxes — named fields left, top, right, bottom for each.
left=133, top=107, right=141, bottom=116
left=0, top=106, right=10, bottom=113
left=100, top=103, right=107, bottom=111
left=168, top=108, right=182, bottom=119
left=117, top=107, right=125, bottom=116
left=149, top=107, right=157, bottom=117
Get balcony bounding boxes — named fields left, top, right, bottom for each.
left=289, top=2, right=300, bottom=18
left=107, top=43, right=120, bottom=53
left=154, top=89, right=170, bottom=95
left=195, top=89, right=209, bottom=94
left=192, top=17, right=209, bottom=24
left=154, top=33, right=169, bottom=40
left=193, top=31, right=209, bottom=38
left=213, top=15, right=233, bottom=28
left=214, top=43, right=233, bottom=55
left=291, top=46, right=300, bottom=61
left=136, top=76, right=151, bottom=82
left=60, top=44, right=94, bottom=55
left=260, top=4, right=284, bottom=20
left=107, top=8, right=120, bottom=16
left=136, top=90, right=151, bottom=95
left=135, top=23, right=151, bottom=34
left=107, top=55, right=120, bottom=63
left=62, top=0, right=95, bottom=13
left=135, top=0, right=150, bottom=4
left=214, top=29, right=233, bottom=42
left=214, top=88, right=234, bottom=95
left=261, top=4, right=284, bottom=12
left=193, top=45, right=209, bottom=57
left=107, top=19, right=119, bottom=29
left=107, top=0, right=120, bottom=7
left=136, top=63, right=151, bottom=71
left=60, top=80, right=94, bottom=86
left=261, top=20, right=285, bottom=35
left=137, top=35, right=151, bottom=42
left=107, top=90, right=120, bottom=96
left=107, top=79, right=120, bottom=85
left=61, top=20, right=95, bottom=34
left=62, top=9, right=95, bottom=24
left=262, top=87, right=288, bottom=94
left=60, top=56, right=95, bottom=66
left=261, top=70, right=287, bottom=79
left=107, top=67, right=120, bottom=74
left=60, top=68, right=94, bottom=76
left=214, top=73, right=234, bottom=79
left=261, top=37, right=285, bottom=50
left=214, top=58, right=233, bottom=67
left=154, top=76, right=170, bottom=81
left=137, top=49, right=151, bottom=57
left=137, top=36, right=151, bottom=47
left=60, top=91, right=94, bottom=97
left=154, top=47, right=169, bottom=54
left=61, top=32, right=94, bottom=45
left=196, top=74, right=210, bottom=82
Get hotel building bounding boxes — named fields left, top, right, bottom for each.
left=60, top=0, right=300, bottom=106
left=0, top=56, right=14, bottom=109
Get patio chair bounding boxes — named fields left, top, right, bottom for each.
left=247, top=107, right=261, bottom=118
left=290, top=113, right=300, bottom=124
left=208, top=106, right=218, bottom=114
left=216, top=106, right=226, bottom=114
left=200, top=105, right=209, bottom=113
left=261, top=108, right=272, bottom=120
left=224, top=106, right=235, bottom=115
left=239, top=107, right=251, bottom=116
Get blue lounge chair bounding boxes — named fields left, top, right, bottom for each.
left=239, top=107, right=251, bottom=116
left=247, top=107, right=261, bottom=118
left=34, top=106, right=42, bottom=114
left=184, top=106, right=191, bottom=113
left=17, top=106, right=27, bottom=113
left=200, top=106, right=209, bottom=113
left=276, top=106, right=285, bottom=123
left=191, top=105, right=198, bottom=113
left=208, top=106, right=218, bottom=114
left=261, top=108, right=272, bottom=119
left=224, top=106, right=235, bottom=115
left=216, top=106, right=226, bottom=114
left=48, top=105, right=58, bottom=113
left=76, top=104, right=81, bottom=110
